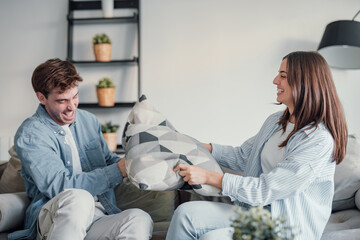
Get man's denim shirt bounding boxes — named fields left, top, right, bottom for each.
left=9, top=104, right=123, bottom=240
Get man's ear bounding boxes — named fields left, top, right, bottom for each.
left=36, top=92, right=47, bottom=105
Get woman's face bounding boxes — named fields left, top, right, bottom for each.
left=273, top=58, right=294, bottom=114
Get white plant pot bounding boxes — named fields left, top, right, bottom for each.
left=101, top=0, right=114, bottom=18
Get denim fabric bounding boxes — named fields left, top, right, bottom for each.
left=9, top=104, right=123, bottom=240
left=166, top=201, right=236, bottom=240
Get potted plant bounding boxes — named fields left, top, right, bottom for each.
left=93, top=33, right=112, bottom=62
left=96, top=77, right=115, bottom=107
left=102, top=121, right=120, bottom=152
left=232, top=206, right=296, bottom=240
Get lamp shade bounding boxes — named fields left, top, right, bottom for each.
left=318, top=20, right=360, bottom=69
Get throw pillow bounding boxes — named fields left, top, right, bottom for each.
left=122, top=95, right=223, bottom=196
left=332, top=134, right=360, bottom=211
left=0, top=161, right=7, bottom=177
left=0, top=146, right=25, bottom=193
left=355, top=189, right=360, bottom=210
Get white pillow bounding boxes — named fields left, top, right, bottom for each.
left=122, top=95, right=223, bottom=196
left=332, top=134, right=360, bottom=211
left=355, top=189, right=360, bottom=210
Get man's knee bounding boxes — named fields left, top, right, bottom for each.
left=38, top=189, right=95, bottom=239
left=54, top=188, right=95, bottom=222
left=125, top=208, right=153, bottom=226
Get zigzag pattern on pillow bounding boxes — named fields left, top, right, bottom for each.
left=122, top=95, right=223, bottom=196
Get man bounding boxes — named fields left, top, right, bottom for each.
left=9, top=59, right=153, bottom=240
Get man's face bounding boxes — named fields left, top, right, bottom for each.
left=36, top=87, right=79, bottom=125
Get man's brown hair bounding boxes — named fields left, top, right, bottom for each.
left=32, top=58, right=83, bottom=98
left=278, top=51, right=348, bottom=164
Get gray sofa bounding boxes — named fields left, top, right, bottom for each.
left=1, top=135, right=360, bottom=239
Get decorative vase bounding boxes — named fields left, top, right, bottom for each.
left=93, top=44, right=112, bottom=62
left=97, top=88, right=115, bottom=107
left=103, top=132, right=117, bottom=152
left=101, top=0, right=114, bottom=18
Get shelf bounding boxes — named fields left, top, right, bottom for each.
left=69, top=0, right=138, bottom=11
left=68, top=58, right=138, bottom=65
left=78, top=102, right=136, bottom=108
left=68, top=13, right=138, bottom=24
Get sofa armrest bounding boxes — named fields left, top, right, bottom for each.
left=0, top=192, right=30, bottom=232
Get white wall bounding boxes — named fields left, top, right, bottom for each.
left=0, top=0, right=359, bottom=155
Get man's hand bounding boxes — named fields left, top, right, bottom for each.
left=117, top=157, right=128, bottom=178
left=174, top=163, right=223, bottom=189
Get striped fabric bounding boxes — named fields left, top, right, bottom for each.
left=212, top=111, right=335, bottom=240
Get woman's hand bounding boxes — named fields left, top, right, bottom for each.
left=174, top=163, right=223, bottom=189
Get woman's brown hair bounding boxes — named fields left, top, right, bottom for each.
left=278, top=51, right=348, bottom=164
left=32, top=58, right=83, bottom=98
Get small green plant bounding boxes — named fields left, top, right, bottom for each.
left=93, top=33, right=112, bottom=45
left=96, top=77, right=115, bottom=89
left=232, top=206, right=295, bottom=240
left=101, top=121, right=119, bottom=133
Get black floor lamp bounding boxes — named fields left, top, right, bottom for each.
left=318, top=10, right=360, bottom=69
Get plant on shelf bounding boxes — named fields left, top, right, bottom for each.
left=96, top=77, right=115, bottom=107
left=101, top=121, right=120, bottom=152
left=232, top=206, right=296, bottom=240
left=93, top=33, right=112, bottom=62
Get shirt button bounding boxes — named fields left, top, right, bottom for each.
left=60, top=131, right=64, bottom=134
left=67, top=161, right=70, bottom=165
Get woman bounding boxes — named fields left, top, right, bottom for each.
left=166, top=51, right=348, bottom=240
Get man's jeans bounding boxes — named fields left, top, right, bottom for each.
left=36, top=189, right=153, bottom=240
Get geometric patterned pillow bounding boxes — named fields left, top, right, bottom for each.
left=122, top=95, right=223, bottom=196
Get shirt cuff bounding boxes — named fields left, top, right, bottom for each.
left=103, top=163, right=123, bottom=188
left=222, top=172, right=242, bottom=201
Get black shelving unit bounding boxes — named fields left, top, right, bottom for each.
left=78, top=102, right=136, bottom=108
left=67, top=0, right=140, bottom=154
left=67, top=0, right=141, bottom=99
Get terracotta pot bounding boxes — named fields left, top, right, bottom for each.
left=103, top=132, right=117, bottom=152
left=93, top=44, right=112, bottom=62
left=97, top=88, right=115, bottom=107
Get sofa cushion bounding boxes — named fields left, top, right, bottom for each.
left=0, top=161, right=7, bottom=177
left=115, top=180, right=177, bottom=223
left=122, top=95, right=223, bottom=196
left=332, top=135, right=360, bottom=211
left=115, top=180, right=177, bottom=237
left=0, top=146, right=25, bottom=193
left=322, top=209, right=360, bottom=238
left=0, top=192, right=30, bottom=232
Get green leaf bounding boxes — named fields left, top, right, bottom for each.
left=101, top=121, right=120, bottom=133
left=96, top=77, right=115, bottom=89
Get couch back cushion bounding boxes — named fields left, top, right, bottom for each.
left=0, top=146, right=25, bottom=193
left=0, top=161, right=7, bottom=177
left=115, top=181, right=177, bottom=222
left=332, top=134, right=360, bottom=211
